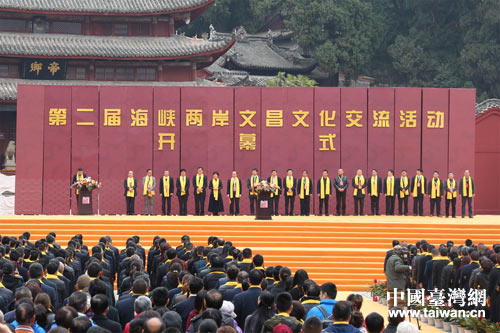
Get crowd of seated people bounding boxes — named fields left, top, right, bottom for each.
left=0, top=232, right=497, bottom=333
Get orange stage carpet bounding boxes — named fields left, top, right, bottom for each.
left=0, top=215, right=498, bottom=291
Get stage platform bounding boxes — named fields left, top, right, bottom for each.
left=0, top=215, right=498, bottom=291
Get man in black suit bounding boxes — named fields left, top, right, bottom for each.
left=202, top=256, right=226, bottom=291
left=159, top=170, right=174, bottom=216
left=317, top=170, right=332, bottom=216
left=193, top=167, right=208, bottom=216
left=459, top=170, right=475, bottom=218
left=233, top=269, right=263, bottom=328
left=247, top=168, right=260, bottom=215
left=384, top=169, right=397, bottom=215
left=367, top=169, right=382, bottom=216
left=227, top=171, right=242, bottom=216
left=72, top=167, right=87, bottom=199
left=27, top=263, right=59, bottom=310
left=334, top=168, right=349, bottom=216
left=411, top=169, right=426, bottom=216
left=352, top=169, right=367, bottom=216
left=283, top=169, right=296, bottom=216
left=268, top=170, right=282, bottom=216
left=458, top=250, right=480, bottom=292
left=298, top=170, right=312, bottom=216
left=397, top=170, right=410, bottom=216
left=45, top=259, right=68, bottom=305
left=428, top=171, right=444, bottom=217
left=124, top=170, right=137, bottom=215
left=174, top=276, right=204, bottom=330
left=116, top=278, right=149, bottom=328
left=91, top=294, right=123, bottom=333
left=176, top=169, right=190, bottom=216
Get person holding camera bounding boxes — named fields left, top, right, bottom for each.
left=385, top=245, right=411, bottom=309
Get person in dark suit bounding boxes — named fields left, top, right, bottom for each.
left=397, top=170, right=410, bottom=216
left=202, top=256, right=226, bottom=290
left=247, top=168, right=260, bottom=215
left=334, top=169, right=349, bottom=216
left=317, top=170, right=332, bottom=216
left=367, top=169, right=382, bottom=216
left=174, top=276, right=204, bottom=330
left=384, top=169, right=397, bottom=215
left=352, top=169, right=367, bottom=216
left=411, top=169, right=426, bottom=216
left=458, top=251, right=480, bottom=292
left=72, top=168, right=87, bottom=200
left=233, top=269, right=263, bottom=328
left=283, top=169, right=297, bottom=216
left=124, top=171, right=138, bottom=215
left=431, top=247, right=449, bottom=289
left=444, top=172, right=457, bottom=218
left=227, top=171, right=242, bottom=216
left=176, top=169, right=190, bottom=216
left=267, top=170, right=282, bottom=216
left=28, top=263, right=59, bottom=310
left=193, top=167, right=208, bottom=216
left=91, top=294, right=123, bottom=333
left=208, top=172, right=224, bottom=216
left=159, top=170, right=174, bottom=216
left=428, top=171, right=444, bottom=217
left=298, top=170, right=312, bottom=216
left=458, top=170, right=475, bottom=218
left=116, top=278, right=149, bottom=328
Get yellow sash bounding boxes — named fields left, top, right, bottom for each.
left=412, top=176, right=425, bottom=197
left=212, top=178, right=220, bottom=200
left=143, top=176, right=153, bottom=196
left=230, top=178, right=240, bottom=199
left=270, top=176, right=279, bottom=197
left=250, top=175, right=259, bottom=195
left=370, top=177, right=378, bottom=197
left=446, top=179, right=456, bottom=199
left=353, top=176, right=365, bottom=196
left=462, top=176, right=473, bottom=197
left=163, top=176, right=170, bottom=197
left=75, top=174, right=83, bottom=195
left=196, top=174, right=204, bottom=193
left=386, top=176, right=395, bottom=196
left=399, top=176, right=409, bottom=197
left=320, top=177, right=330, bottom=199
left=299, top=177, right=310, bottom=199
left=180, top=176, right=186, bottom=195
left=286, top=176, right=294, bottom=196
left=431, top=178, right=441, bottom=199
left=127, top=177, right=135, bottom=197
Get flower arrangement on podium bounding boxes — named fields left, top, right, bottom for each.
left=253, top=180, right=278, bottom=194
left=74, top=177, right=101, bottom=191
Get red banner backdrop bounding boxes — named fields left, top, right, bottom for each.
left=234, top=87, right=261, bottom=215
left=71, top=86, right=99, bottom=214
left=153, top=87, right=181, bottom=215
left=42, top=86, right=72, bottom=214
left=15, top=86, right=476, bottom=216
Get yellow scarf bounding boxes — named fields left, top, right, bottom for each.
left=399, top=176, right=409, bottom=197
left=299, top=177, right=310, bottom=199
left=180, top=176, right=186, bottom=195
left=353, top=175, right=365, bottom=196
left=286, top=176, right=294, bottom=196
left=446, top=179, right=456, bottom=199
left=46, top=274, right=59, bottom=280
left=431, top=178, right=441, bottom=199
left=143, top=176, right=154, bottom=196
left=370, top=177, right=378, bottom=197
left=462, top=176, right=473, bottom=197
left=250, top=175, right=259, bottom=195
left=196, top=174, right=204, bottom=193
left=229, top=177, right=240, bottom=199
left=412, top=176, right=425, bottom=197
left=163, top=176, right=170, bottom=197
left=320, top=177, right=330, bottom=199
left=270, top=176, right=279, bottom=197
left=386, top=176, right=395, bottom=196
left=212, top=178, right=220, bottom=200
left=127, top=177, right=135, bottom=197
left=75, top=173, right=83, bottom=195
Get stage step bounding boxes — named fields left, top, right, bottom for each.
left=0, top=216, right=498, bottom=291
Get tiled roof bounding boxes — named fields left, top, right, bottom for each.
left=0, top=32, right=233, bottom=60
left=476, top=98, right=500, bottom=115
left=0, top=0, right=212, bottom=14
left=0, top=78, right=221, bottom=101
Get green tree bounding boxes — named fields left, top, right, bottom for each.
left=267, top=72, right=318, bottom=87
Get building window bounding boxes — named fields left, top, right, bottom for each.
left=114, top=23, right=129, bottom=36
left=0, top=19, right=26, bottom=32
left=137, top=68, right=156, bottom=81
left=116, top=67, right=135, bottom=81
left=0, top=65, right=8, bottom=77
left=94, top=22, right=112, bottom=36
left=52, top=22, right=82, bottom=34
left=96, top=67, right=115, bottom=81
left=131, top=23, right=150, bottom=36
left=66, top=66, right=87, bottom=80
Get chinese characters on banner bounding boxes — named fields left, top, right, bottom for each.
left=24, top=59, right=67, bottom=80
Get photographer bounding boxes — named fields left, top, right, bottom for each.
left=385, top=245, right=411, bottom=309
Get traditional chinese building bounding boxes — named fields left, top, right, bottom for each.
left=0, top=0, right=235, bottom=171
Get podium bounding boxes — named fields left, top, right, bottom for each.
left=77, top=188, right=93, bottom=215
left=255, top=192, right=272, bottom=220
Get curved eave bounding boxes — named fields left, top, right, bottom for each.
left=0, top=38, right=235, bottom=62
left=228, top=57, right=316, bottom=74
left=0, top=0, right=214, bottom=16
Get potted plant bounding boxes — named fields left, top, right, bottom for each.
left=442, top=315, right=452, bottom=332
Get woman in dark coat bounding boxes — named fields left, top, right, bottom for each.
left=208, top=172, right=224, bottom=215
